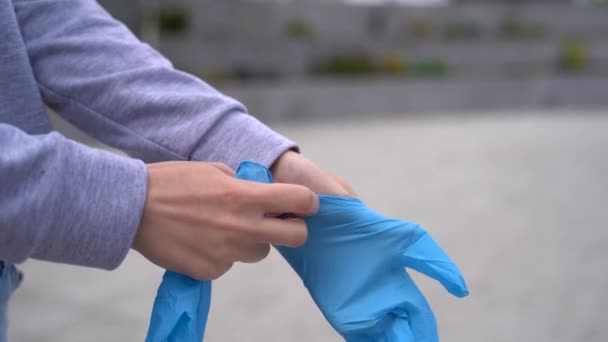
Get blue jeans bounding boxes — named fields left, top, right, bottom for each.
left=0, top=262, right=22, bottom=342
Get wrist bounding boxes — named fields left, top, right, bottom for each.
left=271, top=150, right=307, bottom=184
left=270, top=150, right=354, bottom=196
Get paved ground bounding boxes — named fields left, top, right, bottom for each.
left=9, top=109, right=608, bottom=341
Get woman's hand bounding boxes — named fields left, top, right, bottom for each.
left=132, top=161, right=319, bottom=280
left=271, top=151, right=355, bottom=197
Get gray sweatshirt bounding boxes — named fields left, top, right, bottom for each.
left=0, top=0, right=296, bottom=270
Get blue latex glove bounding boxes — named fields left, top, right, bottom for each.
left=144, top=161, right=275, bottom=342
left=238, top=161, right=469, bottom=342
left=145, top=272, right=211, bottom=342
left=145, top=161, right=468, bottom=342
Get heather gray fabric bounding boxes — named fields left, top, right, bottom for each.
left=0, top=0, right=296, bottom=269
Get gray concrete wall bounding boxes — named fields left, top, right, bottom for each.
left=218, top=75, right=608, bottom=122
left=93, top=1, right=608, bottom=118
left=151, top=1, right=608, bottom=75
left=97, top=1, right=608, bottom=76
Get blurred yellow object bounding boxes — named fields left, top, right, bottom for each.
left=382, top=53, right=406, bottom=74
left=559, top=40, right=590, bottom=72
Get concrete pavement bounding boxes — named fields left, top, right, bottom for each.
left=9, top=109, right=608, bottom=341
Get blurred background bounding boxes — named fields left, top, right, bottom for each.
left=10, top=0, right=608, bottom=341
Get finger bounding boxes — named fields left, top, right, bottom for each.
left=234, top=160, right=318, bottom=216
left=330, top=174, right=357, bottom=197
left=252, top=183, right=319, bottom=216
left=211, top=162, right=235, bottom=176
left=235, top=243, right=271, bottom=264
left=157, top=241, right=224, bottom=281
left=248, top=217, right=308, bottom=247
left=399, top=225, right=469, bottom=298
left=234, top=161, right=319, bottom=215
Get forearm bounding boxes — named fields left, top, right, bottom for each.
left=14, top=0, right=296, bottom=168
left=0, top=124, right=147, bottom=269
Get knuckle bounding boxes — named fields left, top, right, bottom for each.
left=216, top=218, right=240, bottom=233
left=215, top=186, right=250, bottom=218
left=238, top=242, right=270, bottom=263
left=190, top=267, right=211, bottom=281
left=220, top=184, right=241, bottom=204
left=221, top=262, right=234, bottom=278
left=207, top=263, right=232, bottom=280
left=213, top=162, right=229, bottom=169
left=204, top=237, right=236, bottom=267
left=213, top=162, right=233, bottom=174
left=301, top=189, right=318, bottom=214
left=217, top=235, right=238, bottom=260
left=261, top=243, right=271, bottom=257
left=254, top=243, right=271, bottom=261
left=285, top=229, right=307, bottom=247
left=208, top=268, right=223, bottom=280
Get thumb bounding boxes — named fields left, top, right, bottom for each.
left=399, top=226, right=469, bottom=298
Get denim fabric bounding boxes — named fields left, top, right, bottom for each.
left=0, top=262, right=22, bottom=342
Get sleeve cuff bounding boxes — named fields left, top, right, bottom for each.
left=30, top=134, right=148, bottom=270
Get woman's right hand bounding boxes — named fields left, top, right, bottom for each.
left=132, top=161, right=319, bottom=280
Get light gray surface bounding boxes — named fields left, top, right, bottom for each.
left=9, top=110, right=608, bottom=341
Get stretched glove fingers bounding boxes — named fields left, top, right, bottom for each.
left=398, top=275, right=439, bottom=342
left=385, top=314, right=415, bottom=342
left=344, top=313, right=415, bottom=342
left=400, top=229, right=468, bottom=297
left=146, top=272, right=212, bottom=342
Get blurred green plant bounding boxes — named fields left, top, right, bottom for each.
left=443, top=21, right=481, bottom=40
left=156, top=7, right=188, bottom=34
left=311, top=54, right=446, bottom=78
left=499, top=15, right=544, bottom=39
left=285, top=18, right=314, bottom=40
left=408, top=59, right=448, bottom=77
left=558, top=40, right=590, bottom=72
left=314, top=54, right=376, bottom=76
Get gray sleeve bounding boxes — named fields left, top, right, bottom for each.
left=0, top=123, right=147, bottom=270
left=13, top=0, right=297, bottom=169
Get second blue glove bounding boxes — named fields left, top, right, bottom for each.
left=237, top=161, right=468, bottom=342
